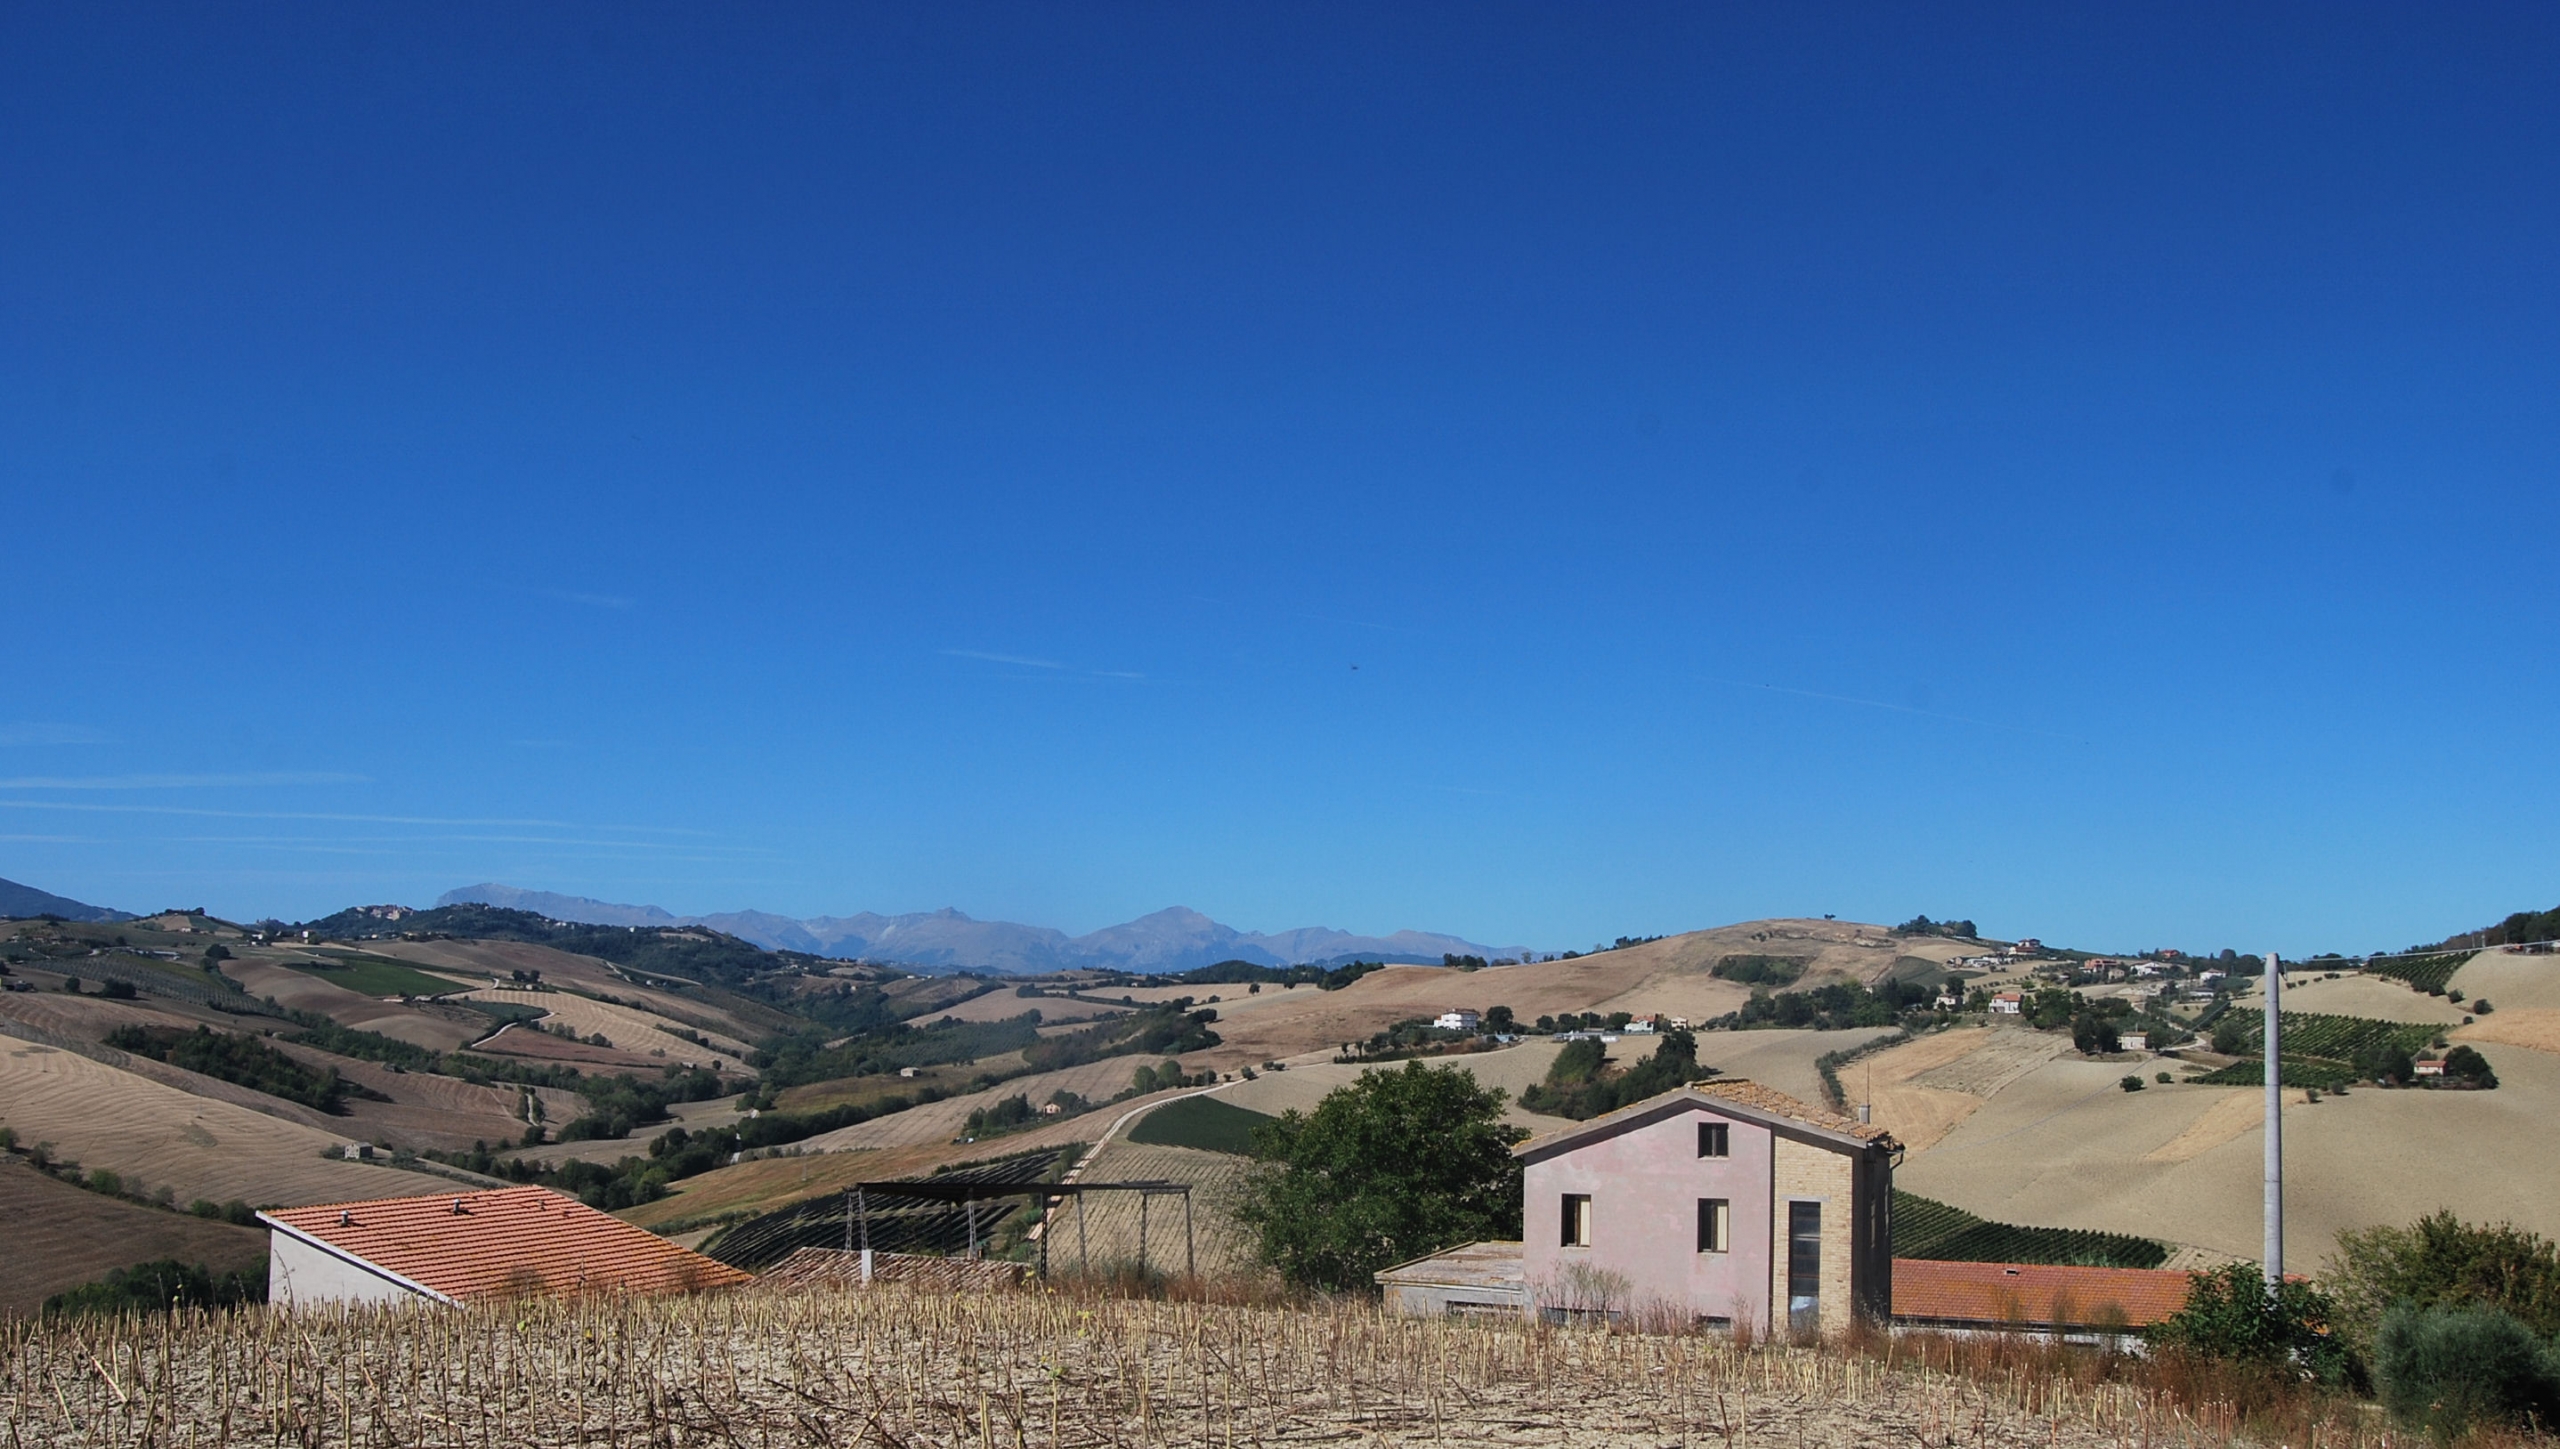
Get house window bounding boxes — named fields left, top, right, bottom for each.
left=1698, top=1121, right=1729, bottom=1158
left=1561, top=1193, right=1592, bottom=1248
left=1697, top=1197, right=1729, bottom=1253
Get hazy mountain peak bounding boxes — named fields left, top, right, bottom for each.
left=436, top=883, right=1525, bottom=974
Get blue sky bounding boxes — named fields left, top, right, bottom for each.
left=4, top=4, right=2557, bottom=955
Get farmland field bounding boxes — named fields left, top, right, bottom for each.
left=2226, top=1012, right=2439, bottom=1064
left=0, top=1160, right=266, bottom=1317
left=1125, top=1095, right=1273, bottom=1155
left=0, top=1040, right=456, bottom=1208
left=282, top=953, right=477, bottom=999
left=0, top=1282, right=2196, bottom=1449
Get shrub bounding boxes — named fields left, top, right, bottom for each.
left=44, top=1259, right=265, bottom=1316
left=2329, top=1211, right=2560, bottom=1351
left=2156, top=1071, right=2173, bottom=1084
left=2442, top=1045, right=2498, bottom=1089
left=2120, top=1075, right=2145, bottom=1092
left=2374, top=1302, right=2560, bottom=1440
left=2150, top=1262, right=2352, bottom=1383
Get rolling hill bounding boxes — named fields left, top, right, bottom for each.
left=0, top=874, right=130, bottom=923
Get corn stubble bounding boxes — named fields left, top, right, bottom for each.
left=0, top=1286, right=2344, bottom=1448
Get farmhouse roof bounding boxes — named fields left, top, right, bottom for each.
left=1890, top=1259, right=2191, bottom=1330
left=260, top=1186, right=750, bottom=1302
left=1512, top=1080, right=1894, bottom=1162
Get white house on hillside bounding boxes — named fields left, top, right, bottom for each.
left=1433, top=1008, right=1481, bottom=1032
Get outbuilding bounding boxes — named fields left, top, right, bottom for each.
left=259, top=1186, right=751, bottom=1307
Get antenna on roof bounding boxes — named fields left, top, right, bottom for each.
left=339, top=1210, right=351, bottom=1226
left=451, top=1197, right=465, bottom=1215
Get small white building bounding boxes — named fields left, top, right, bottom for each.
left=2120, top=1032, right=2149, bottom=1052
left=1433, top=1008, right=1482, bottom=1032
left=1989, top=992, right=2024, bottom=1016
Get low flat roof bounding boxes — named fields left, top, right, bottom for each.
left=1374, top=1240, right=1526, bottom=1292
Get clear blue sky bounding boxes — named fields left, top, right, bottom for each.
left=5, top=5, right=2556, bottom=955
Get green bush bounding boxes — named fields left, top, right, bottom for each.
left=2374, top=1302, right=2560, bottom=1440
left=2149, top=1262, right=2352, bottom=1383
left=45, top=1259, right=265, bottom=1316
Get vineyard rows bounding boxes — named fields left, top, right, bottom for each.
left=2364, top=951, right=2471, bottom=994
left=1892, top=1192, right=2165, bottom=1270
left=2233, top=1012, right=2439, bottom=1064
left=2192, top=1057, right=2360, bottom=1090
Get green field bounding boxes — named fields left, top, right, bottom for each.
left=2192, top=1057, right=2362, bottom=1089
left=1126, top=1095, right=1275, bottom=1155
left=285, top=953, right=474, bottom=999
left=1893, top=1191, right=2166, bottom=1269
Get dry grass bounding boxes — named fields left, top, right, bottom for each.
left=0, top=1283, right=2364, bottom=1449
left=457, top=989, right=752, bottom=1063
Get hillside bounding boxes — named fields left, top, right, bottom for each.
left=0, top=1158, right=264, bottom=1315
left=0, top=874, right=130, bottom=923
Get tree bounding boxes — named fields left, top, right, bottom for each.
left=1235, top=1061, right=1527, bottom=1292
left=2149, top=1262, right=2351, bottom=1383
left=2443, top=1045, right=2498, bottom=1088
left=1483, top=1005, right=1516, bottom=1034
left=2073, top=1013, right=2122, bottom=1055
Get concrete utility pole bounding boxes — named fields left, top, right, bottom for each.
left=2263, top=952, right=2283, bottom=1289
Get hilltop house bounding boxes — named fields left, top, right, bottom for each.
left=1380, top=1081, right=1898, bottom=1336
left=1989, top=992, right=2024, bottom=1015
left=1433, top=1008, right=1482, bottom=1032
left=260, top=1186, right=750, bottom=1307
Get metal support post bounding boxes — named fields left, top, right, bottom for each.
left=1138, top=1192, right=1149, bottom=1273
left=1184, top=1189, right=1195, bottom=1280
left=966, top=1194, right=980, bottom=1260
left=2264, top=952, right=2284, bottom=1291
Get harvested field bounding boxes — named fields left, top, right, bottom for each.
left=458, top=988, right=752, bottom=1062
left=265, top=1039, right=565, bottom=1153
left=0, top=1040, right=454, bottom=1208
left=2450, top=950, right=2560, bottom=1016
left=1898, top=1043, right=2560, bottom=1262
left=2229, top=972, right=2465, bottom=1024
left=0, top=1160, right=266, bottom=1317
left=374, top=938, right=786, bottom=1043
left=793, top=1058, right=1166, bottom=1153
left=1859, top=1028, right=2004, bottom=1152
left=2456, top=1007, right=2560, bottom=1055
left=464, top=1023, right=681, bottom=1073
left=907, top=991, right=1129, bottom=1027
left=1039, top=1141, right=1257, bottom=1279
left=0, top=1282, right=2294, bottom=1449
left=218, top=959, right=486, bottom=1050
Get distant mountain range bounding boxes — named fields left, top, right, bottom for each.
left=0, top=875, right=132, bottom=923
left=435, top=882, right=1529, bottom=974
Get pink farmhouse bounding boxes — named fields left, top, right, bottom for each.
left=1382, top=1080, right=1899, bottom=1335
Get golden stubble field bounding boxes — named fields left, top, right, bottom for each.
left=0, top=1159, right=266, bottom=1316
left=458, top=988, right=754, bottom=1063
left=1884, top=1006, right=2560, bottom=1263
left=0, top=1283, right=2229, bottom=1449
left=0, top=1040, right=455, bottom=1208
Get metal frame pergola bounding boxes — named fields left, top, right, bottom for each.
left=840, top=1178, right=1195, bottom=1279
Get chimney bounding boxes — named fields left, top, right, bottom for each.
left=450, top=1198, right=465, bottom=1215
left=338, top=1210, right=352, bottom=1226
left=1856, top=1103, right=1872, bottom=1125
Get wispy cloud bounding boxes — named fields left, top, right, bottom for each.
left=0, top=799, right=709, bottom=833
left=942, top=649, right=1066, bottom=670
left=541, top=588, right=635, bottom=609
left=1089, top=670, right=1147, bottom=681
left=0, top=722, right=110, bottom=746
left=0, top=771, right=371, bottom=790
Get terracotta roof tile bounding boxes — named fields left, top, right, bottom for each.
left=262, top=1186, right=751, bottom=1302
left=1891, top=1259, right=2191, bottom=1329
left=1515, top=1079, right=1894, bottom=1158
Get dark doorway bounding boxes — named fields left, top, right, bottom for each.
left=1786, top=1200, right=1822, bottom=1336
